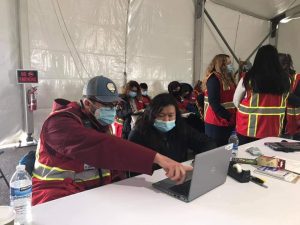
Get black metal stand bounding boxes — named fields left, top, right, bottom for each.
left=0, top=151, right=9, bottom=187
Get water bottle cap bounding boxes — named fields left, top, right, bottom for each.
left=16, top=164, right=26, bottom=170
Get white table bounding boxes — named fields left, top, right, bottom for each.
left=32, top=137, right=300, bottom=225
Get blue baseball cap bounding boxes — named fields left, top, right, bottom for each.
left=82, top=76, right=122, bottom=103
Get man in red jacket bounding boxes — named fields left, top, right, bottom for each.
left=32, top=76, right=192, bottom=205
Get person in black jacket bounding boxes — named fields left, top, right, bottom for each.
left=115, top=81, right=145, bottom=139
left=128, top=93, right=216, bottom=167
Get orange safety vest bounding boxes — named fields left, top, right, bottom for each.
left=204, top=73, right=236, bottom=127
left=236, top=91, right=288, bottom=138
left=286, top=73, right=300, bottom=135
left=33, top=109, right=111, bottom=188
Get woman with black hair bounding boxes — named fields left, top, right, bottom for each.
left=168, top=81, right=189, bottom=113
left=234, top=45, right=290, bottom=144
left=128, top=93, right=216, bottom=166
left=115, top=80, right=145, bottom=139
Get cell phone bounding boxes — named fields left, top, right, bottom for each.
left=246, top=147, right=262, bottom=156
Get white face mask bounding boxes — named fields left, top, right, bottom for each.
left=141, top=90, right=148, bottom=96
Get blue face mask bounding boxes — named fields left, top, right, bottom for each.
left=153, top=119, right=176, bottom=132
left=141, top=90, right=148, bottom=96
left=94, top=107, right=116, bottom=125
left=226, top=64, right=234, bottom=74
left=128, top=91, right=137, bottom=98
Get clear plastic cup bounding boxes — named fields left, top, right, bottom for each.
left=0, top=206, right=16, bottom=225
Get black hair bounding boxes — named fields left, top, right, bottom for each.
left=243, top=45, right=290, bottom=94
left=140, top=83, right=148, bottom=90
left=123, top=80, right=142, bottom=97
left=134, top=93, right=183, bottom=135
left=180, top=83, right=193, bottom=98
left=168, top=81, right=181, bottom=93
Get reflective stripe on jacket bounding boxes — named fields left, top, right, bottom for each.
left=33, top=143, right=110, bottom=182
left=286, top=73, right=300, bottom=135
left=204, top=72, right=236, bottom=127
left=236, top=91, right=288, bottom=138
left=33, top=108, right=111, bottom=185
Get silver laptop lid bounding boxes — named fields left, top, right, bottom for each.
left=188, top=145, right=232, bottom=201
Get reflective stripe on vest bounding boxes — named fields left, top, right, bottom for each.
left=287, top=107, right=300, bottom=115
left=115, top=117, right=124, bottom=125
left=286, top=74, right=300, bottom=116
left=33, top=141, right=110, bottom=182
left=238, top=93, right=288, bottom=137
left=204, top=96, right=235, bottom=110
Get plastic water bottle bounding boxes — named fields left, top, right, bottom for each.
left=228, top=131, right=239, bottom=158
left=10, top=165, right=32, bottom=225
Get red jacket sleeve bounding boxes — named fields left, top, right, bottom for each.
left=43, top=113, right=156, bottom=175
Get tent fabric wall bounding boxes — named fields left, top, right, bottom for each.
left=0, top=0, right=296, bottom=145
left=0, top=0, right=23, bottom=145
left=28, top=0, right=129, bottom=138
left=202, top=1, right=270, bottom=77
left=27, top=0, right=195, bottom=141
left=277, top=20, right=300, bottom=72
left=126, top=0, right=195, bottom=93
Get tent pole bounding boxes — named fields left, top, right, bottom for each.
left=204, top=9, right=239, bottom=64
left=17, top=0, right=37, bottom=147
left=193, top=0, right=205, bottom=83
left=269, top=14, right=285, bottom=47
left=123, top=0, right=130, bottom=87
left=245, top=29, right=273, bottom=62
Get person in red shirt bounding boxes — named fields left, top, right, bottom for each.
left=168, top=81, right=189, bottom=113
left=32, top=76, right=192, bottom=205
left=203, top=54, right=236, bottom=146
left=140, top=82, right=151, bottom=107
left=234, top=45, right=290, bottom=144
left=278, top=53, right=300, bottom=138
left=115, top=80, right=145, bottom=139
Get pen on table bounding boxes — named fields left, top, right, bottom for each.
left=250, top=176, right=268, bottom=188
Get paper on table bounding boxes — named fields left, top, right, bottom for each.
left=181, top=112, right=193, bottom=118
left=275, top=156, right=300, bottom=175
left=254, top=166, right=298, bottom=183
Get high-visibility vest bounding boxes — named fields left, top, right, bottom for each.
left=236, top=91, right=288, bottom=138
left=204, top=72, right=236, bottom=127
left=286, top=73, right=300, bottom=135
left=32, top=109, right=111, bottom=185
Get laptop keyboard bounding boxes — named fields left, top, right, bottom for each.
left=169, top=180, right=191, bottom=196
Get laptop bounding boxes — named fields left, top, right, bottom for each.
left=152, top=145, right=232, bottom=202
left=264, top=141, right=300, bottom=152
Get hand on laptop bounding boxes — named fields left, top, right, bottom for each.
left=154, top=153, right=193, bottom=184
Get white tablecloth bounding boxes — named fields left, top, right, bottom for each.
left=32, top=137, right=300, bottom=225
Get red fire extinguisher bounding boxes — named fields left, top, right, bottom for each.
left=27, top=86, right=37, bottom=111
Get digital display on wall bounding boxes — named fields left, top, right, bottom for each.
left=17, top=70, right=38, bottom=84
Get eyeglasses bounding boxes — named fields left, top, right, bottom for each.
left=89, top=98, right=118, bottom=108
left=98, top=101, right=118, bottom=108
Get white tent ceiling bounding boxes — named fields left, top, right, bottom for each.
left=1, top=0, right=300, bottom=146
left=211, top=0, right=300, bottom=20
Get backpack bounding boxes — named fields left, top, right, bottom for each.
left=19, top=150, right=36, bottom=176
